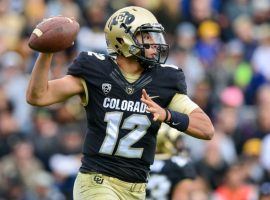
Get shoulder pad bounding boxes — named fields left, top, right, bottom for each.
left=67, top=51, right=109, bottom=79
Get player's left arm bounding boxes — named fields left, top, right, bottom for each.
left=141, top=90, right=214, bottom=140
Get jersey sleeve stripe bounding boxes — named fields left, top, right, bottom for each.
left=80, top=78, right=89, bottom=106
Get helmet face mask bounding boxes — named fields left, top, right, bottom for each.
left=131, top=24, right=169, bottom=65
left=104, top=6, right=169, bottom=66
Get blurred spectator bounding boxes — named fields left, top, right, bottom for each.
left=212, top=160, right=257, bottom=200
left=0, top=139, right=45, bottom=193
left=251, top=0, right=270, bottom=24
left=214, top=40, right=253, bottom=92
left=49, top=153, right=80, bottom=199
left=254, top=105, right=270, bottom=139
left=17, top=25, right=37, bottom=73
left=256, top=84, right=270, bottom=106
left=0, top=0, right=25, bottom=50
left=76, top=0, right=108, bottom=53
left=175, top=22, right=197, bottom=51
left=252, top=24, right=270, bottom=81
left=32, top=109, right=61, bottom=170
left=185, top=0, right=220, bottom=27
left=46, top=0, right=81, bottom=21
left=0, top=85, right=20, bottom=158
left=29, top=171, right=65, bottom=200
left=195, top=131, right=229, bottom=190
left=153, top=0, right=182, bottom=44
left=0, top=107, right=20, bottom=156
left=169, top=46, right=205, bottom=96
left=210, top=87, right=244, bottom=162
left=58, top=125, right=83, bottom=155
left=260, top=134, right=270, bottom=177
left=195, top=20, right=223, bottom=69
left=242, top=138, right=262, bottom=159
left=242, top=138, right=265, bottom=184
left=48, top=125, right=82, bottom=198
left=189, top=176, right=212, bottom=200
left=24, top=0, right=46, bottom=26
left=223, top=0, right=253, bottom=22
left=220, top=86, right=244, bottom=108
left=191, top=79, right=215, bottom=119
left=259, top=182, right=270, bottom=200
left=127, top=0, right=158, bottom=9
left=232, top=15, right=257, bottom=62
left=0, top=51, right=33, bottom=133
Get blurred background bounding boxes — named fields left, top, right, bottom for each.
left=0, top=0, right=270, bottom=199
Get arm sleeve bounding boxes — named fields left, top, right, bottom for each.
left=168, top=94, right=199, bottom=114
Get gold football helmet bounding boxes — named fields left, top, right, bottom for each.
left=104, top=6, right=169, bottom=66
left=156, top=124, right=185, bottom=155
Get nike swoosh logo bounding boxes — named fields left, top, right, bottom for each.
left=172, top=122, right=180, bottom=125
left=149, top=95, right=160, bottom=99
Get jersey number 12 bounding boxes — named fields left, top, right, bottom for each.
left=99, top=111, right=151, bottom=158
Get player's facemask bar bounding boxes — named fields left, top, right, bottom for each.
left=128, top=24, right=169, bottom=66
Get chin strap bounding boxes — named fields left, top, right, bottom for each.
left=138, top=60, right=151, bottom=69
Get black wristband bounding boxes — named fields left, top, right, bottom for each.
left=165, top=109, right=189, bottom=132
left=164, top=109, right=169, bottom=122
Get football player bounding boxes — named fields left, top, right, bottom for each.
left=146, top=125, right=197, bottom=200
left=26, top=6, right=214, bottom=200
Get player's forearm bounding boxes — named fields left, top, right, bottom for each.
left=186, top=109, right=214, bottom=140
left=164, top=108, right=214, bottom=140
left=26, top=53, right=53, bottom=105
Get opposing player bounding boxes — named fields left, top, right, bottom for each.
left=146, top=126, right=197, bottom=200
left=26, top=6, right=214, bottom=200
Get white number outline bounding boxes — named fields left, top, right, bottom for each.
left=99, top=111, right=151, bottom=158
left=87, top=51, right=105, bottom=60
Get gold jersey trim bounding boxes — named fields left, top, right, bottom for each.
left=80, top=78, right=89, bottom=106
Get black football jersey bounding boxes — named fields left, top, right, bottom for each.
left=67, top=51, right=187, bottom=183
left=146, top=155, right=196, bottom=200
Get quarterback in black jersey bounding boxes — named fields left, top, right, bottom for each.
left=26, top=6, right=214, bottom=200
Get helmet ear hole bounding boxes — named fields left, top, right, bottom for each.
left=116, top=37, right=124, bottom=44
left=143, top=44, right=150, bottom=49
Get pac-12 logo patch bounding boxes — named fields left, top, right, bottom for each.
left=102, top=83, right=112, bottom=95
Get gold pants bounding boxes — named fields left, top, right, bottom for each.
left=73, top=172, right=146, bottom=200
